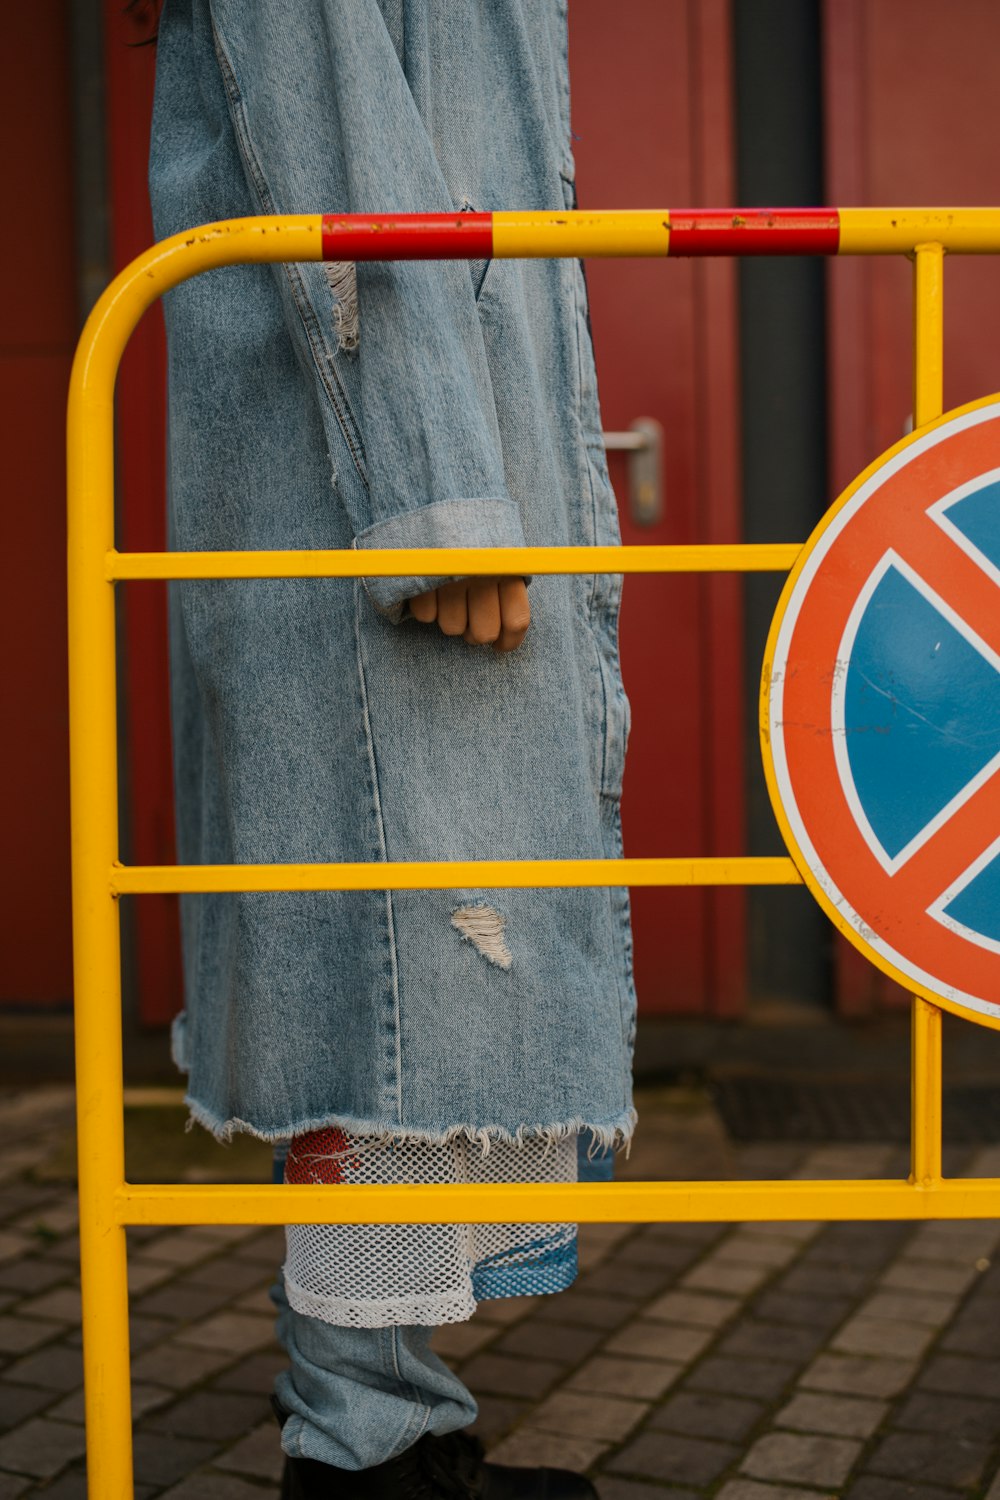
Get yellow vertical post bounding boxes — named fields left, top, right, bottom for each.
left=912, top=241, right=944, bottom=430
left=909, top=242, right=945, bottom=1192
left=67, top=328, right=134, bottom=1497
left=911, top=997, right=943, bottom=1186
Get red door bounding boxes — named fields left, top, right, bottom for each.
left=824, top=0, right=1000, bottom=1015
left=570, top=0, right=748, bottom=1016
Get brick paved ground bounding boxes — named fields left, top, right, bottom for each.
left=2, top=1084, right=1000, bottom=1499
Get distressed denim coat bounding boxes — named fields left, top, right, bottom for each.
left=150, top=0, right=636, bottom=1151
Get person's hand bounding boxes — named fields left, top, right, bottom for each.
left=408, top=577, right=530, bottom=652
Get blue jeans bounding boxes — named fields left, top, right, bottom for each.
left=268, top=1138, right=611, bottom=1467
left=271, top=1273, right=477, bottom=1470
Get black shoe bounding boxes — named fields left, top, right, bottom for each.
left=274, top=1403, right=596, bottom=1500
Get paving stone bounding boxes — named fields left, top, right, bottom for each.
left=132, top=1432, right=221, bottom=1487
left=10, top=1473, right=89, bottom=1500
left=215, top=1420, right=285, bottom=1482
left=596, top=1479, right=698, bottom=1500
left=527, top=1391, right=647, bottom=1443
left=0, top=1316, right=62, bottom=1355
left=907, top=1221, right=999, bottom=1264
left=211, top=1349, right=286, bottom=1395
left=681, top=1258, right=771, bottom=1296
left=605, top=1430, right=738, bottom=1485
left=0, top=1258, right=71, bottom=1295
left=535, top=1291, right=635, bottom=1331
left=986, top=1467, right=1000, bottom=1500
left=856, top=1290, right=957, bottom=1327
left=566, top=1356, right=682, bottom=1401
left=751, top=1290, right=853, bottom=1332
left=487, top=1431, right=608, bottom=1472
left=646, top=1289, right=740, bottom=1328
left=159, top=1473, right=277, bottom=1500
left=132, top=1338, right=239, bottom=1389
left=136, top=1281, right=236, bottom=1324
left=576, top=1225, right=636, bottom=1267
left=136, top=1229, right=229, bottom=1267
left=879, top=1261, right=977, bottom=1297
left=462, top=1352, right=564, bottom=1400
left=233, top=1284, right=275, bottom=1318
left=867, top=1430, right=990, bottom=1487
left=802, top=1225, right=907, bottom=1269
left=938, top=1311, right=1000, bottom=1356
left=832, top=1316, right=935, bottom=1361
left=15, top=1288, right=81, bottom=1324
left=775, top=1391, right=887, bottom=1439
left=431, top=1320, right=498, bottom=1359
left=644, top=1222, right=727, bottom=1247
left=0, top=1416, right=87, bottom=1479
left=845, top=1478, right=968, bottom=1500
left=10, top=1201, right=77, bottom=1238
left=127, top=1259, right=177, bottom=1296
left=603, top=1320, right=713, bottom=1363
left=129, top=1312, right=174, bottom=1353
left=144, top=1389, right=270, bottom=1442
left=187, top=1256, right=277, bottom=1294
left=614, top=1236, right=699, bottom=1273
left=0, top=1381, right=56, bottom=1430
left=741, top=1430, right=861, bottom=1487
left=717, top=1483, right=829, bottom=1500
left=578, top=1264, right=671, bottom=1301
left=175, top=1310, right=275, bottom=1355
left=686, top=1356, right=798, bottom=1402
left=647, top=1390, right=764, bottom=1442
left=780, top=1263, right=874, bottom=1299
left=496, top=1320, right=605, bottom=1365
left=474, top=1296, right=536, bottom=1326
left=800, top=1353, right=918, bottom=1399
left=2, top=1342, right=83, bottom=1392
left=717, top=1319, right=825, bottom=1364
left=0, top=1477, right=30, bottom=1500
left=231, top=1228, right=285, bottom=1266
left=918, top=1353, right=1000, bottom=1400
left=893, top=1389, right=1000, bottom=1442
left=713, top=1233, right=802, bottom=1270
left=470, top=1396, right=530, bottom=1445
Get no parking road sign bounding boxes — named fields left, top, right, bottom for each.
left=763, top=395, right=1000, bottom=1027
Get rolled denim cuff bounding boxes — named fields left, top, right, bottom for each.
left=355, top=497, right=529, bottom=622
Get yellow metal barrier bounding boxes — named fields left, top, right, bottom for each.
left=68, top=209, right=1000, bottom=1497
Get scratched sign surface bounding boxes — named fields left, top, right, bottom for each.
left=762, top=395, right=1000, bottom=1027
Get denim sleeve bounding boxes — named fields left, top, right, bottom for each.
left=208, top=0, right=525, bottom=618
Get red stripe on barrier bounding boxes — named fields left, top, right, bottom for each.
left=321, top=213, right=493, bottom=261
left=668, top=208, right=840, bottom=256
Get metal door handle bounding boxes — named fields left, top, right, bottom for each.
left=603, top=417, right=664, bottom=526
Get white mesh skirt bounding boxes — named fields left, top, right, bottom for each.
left=282, top=1126, right=578, bottom=1328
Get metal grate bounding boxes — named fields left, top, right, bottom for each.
left=713, top=1076, right=1000, bottom=1143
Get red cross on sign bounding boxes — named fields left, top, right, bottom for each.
left=762, top=394, right=1000, bottom=1028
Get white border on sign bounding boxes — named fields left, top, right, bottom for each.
left=928, top=831, right=1000, bottom=956
left=768, top=398, right=1000, bottom=1022
left=929, top=470, right=1000, bottom=591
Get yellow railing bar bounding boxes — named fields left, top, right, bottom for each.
left=117, top=1178, right=1000, bottom=1225
left=68, top=212, right=999, bottom=1500
left=913, top=243, right=945, bottom=428
left=112, top=856, right=801, bottom=896
left=109, top=542, right=803, bottom=581
left=908, top=245, right=947, bottom=1189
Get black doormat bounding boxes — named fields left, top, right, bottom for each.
left=712, top=1076, right=1000, bottom=1143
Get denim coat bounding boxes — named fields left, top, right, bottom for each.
left=150, top=0, right=636, bottom=1150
